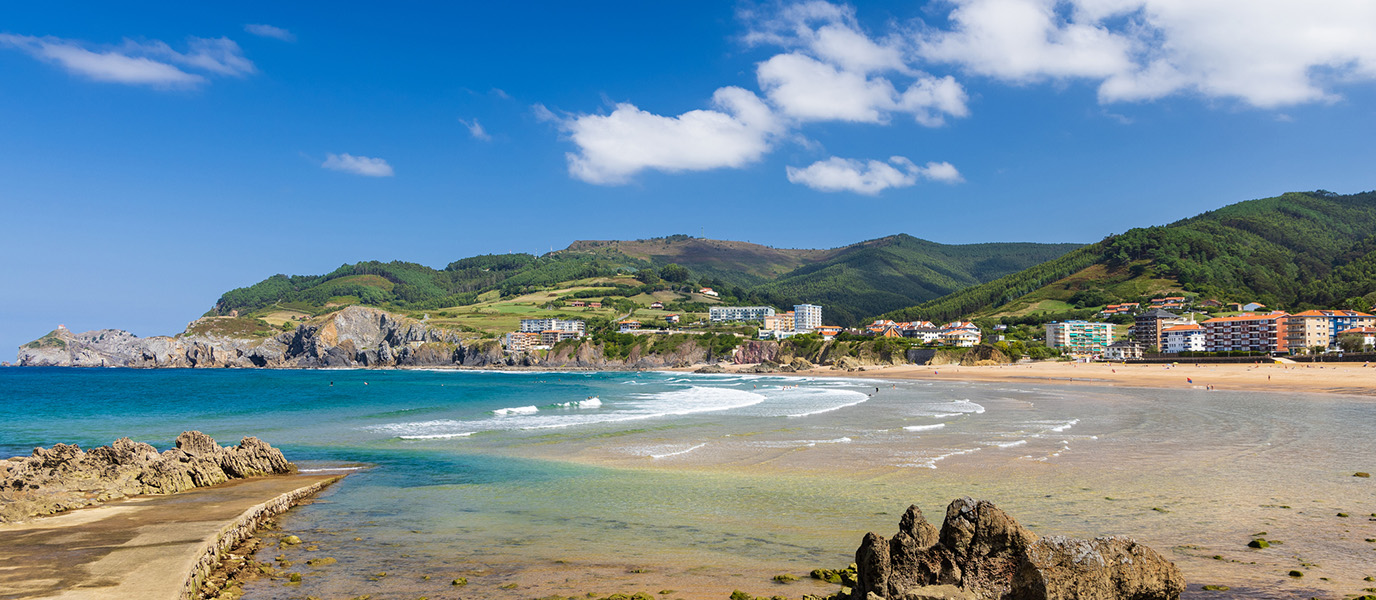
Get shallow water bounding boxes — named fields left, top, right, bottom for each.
left=1, top=367, right=1373, bottom=599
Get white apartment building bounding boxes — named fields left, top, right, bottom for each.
left=794, top=304, right=822, bottom=332
left=519, top=318, right=585, bottom=335
left=1162, top=323, right=1205, bottom=353
left=709, top=306, right=775, bottom=323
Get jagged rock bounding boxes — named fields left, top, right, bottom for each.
left=852, top=498, right=1183, bottom=600
left=695, top=364, right=726, bottom=374
left=791, top=357, right=815, bottom=371
left=0, top=431, right=296, bottom=522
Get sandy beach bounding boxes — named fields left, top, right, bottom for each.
left=675, top=360, right=1376, bottom=397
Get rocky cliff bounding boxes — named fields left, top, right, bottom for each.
left=16, top=306, right=524, bottom=369
left=0, top=431, right=295, bottom=522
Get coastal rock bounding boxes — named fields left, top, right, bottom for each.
left=851, top=498, right=1183, bottom=600
left=0, top=431, right=296, bottom=522
left=734, top=341, right=782, bottom=365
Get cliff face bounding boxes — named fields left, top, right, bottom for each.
left=16, top=307, right=522, bottom=369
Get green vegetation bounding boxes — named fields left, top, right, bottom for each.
left=886, top=190, right=1376, bottom=323
left=23, top=331, right=67, bottom=349
left=211, top=234, right=1081, bottom=328
left=184, top=317, right=278, bottom=339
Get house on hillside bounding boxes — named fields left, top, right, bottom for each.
left=665, top=314, right=680, bottom=324
left=699, top=287, right=719, bottom=297
left=568, top=300, right=586, bottom=307
left=815, top=325, right=842, bottom=340
left=588, top=302, right=602, bottom=308
left=649, top=301, right=664, bottom=309
left=619, top=320, right=641, bottom=333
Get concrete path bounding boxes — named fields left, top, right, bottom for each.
left=0, top=474, right=341, bottom=600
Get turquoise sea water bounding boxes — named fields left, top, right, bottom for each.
left=3, top=367, right=1375, bottom=599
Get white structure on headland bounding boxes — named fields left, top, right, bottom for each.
left=519, top=318, right=585, bottom=335
left=793, top=304, right=822, bottom=332
left=709, top=306, right=775, bottom=323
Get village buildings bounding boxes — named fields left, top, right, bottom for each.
left=1283, top=309, right=1375, bottom=351
left=1200, top=312, right=1289, bottom=353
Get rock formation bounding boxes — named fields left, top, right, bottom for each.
left=0, top=431, right=295, bottom=522
left=852, top=498, right=1184, bottom=600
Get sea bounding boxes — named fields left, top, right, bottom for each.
left=1, top=367, right=1373, bottom=599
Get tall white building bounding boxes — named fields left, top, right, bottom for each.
left=793, top=304, right=822, bottom=332
left=709, top=306, right=775, bottom=323
left=519, top=318, right=585, bottom=335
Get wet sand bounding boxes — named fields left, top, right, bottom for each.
left=0, top=473, right=342, bottom=600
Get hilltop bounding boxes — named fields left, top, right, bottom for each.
left=883, top=190, right=1376, bottom=324
left=208, top=234, right=1080, bottom=330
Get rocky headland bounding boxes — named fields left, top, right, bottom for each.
left=845, top=497, right=1184, bottom=600
left=0, top=431, right=296, bottom=522
left=17, top=305, right=997, bottom=370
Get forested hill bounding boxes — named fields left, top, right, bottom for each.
left=882, top=190, right=1376, bottom=323
left=211, top=234, right=1081, bottom=326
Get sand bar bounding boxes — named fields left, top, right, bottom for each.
left=0, top=473, right=342, bottom=600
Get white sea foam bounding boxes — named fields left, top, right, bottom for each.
left=750, top=437, right=853, bottom=448
left=554, top=397, right=602, bottom=408
left=398, top=431, right=476, bottom=440
left=903, top=423, right=946, bottom=432
left=983, top=439, right=1028, bottom=449
left=1049, top=418, right=1080, bottom=433
left=650, top=443, right=707, bottom=459
left=784, top=390, right=870, bottom=417
left=493, top=405, right=539, bottom=415
left=899, top=447, right=983, bottom=469
left=299, top=466, right=368, bottom=472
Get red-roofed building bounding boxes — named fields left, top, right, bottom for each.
left=1161, top=323, right=1204, bottom=353
left=1284, top=309, right=1375, bottom=352
left=1338, top=326, right=1376, bottom=350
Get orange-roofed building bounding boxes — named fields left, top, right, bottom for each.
left=1284, top=309, right=1375, bottom=352
left=1201, top=312, right=1289, bottom=353
left=1161, top=323, right=1204, bottom=353
left=815, top=325, right=843, bottom=340
left=1338, top=326, right=1376, bottom=350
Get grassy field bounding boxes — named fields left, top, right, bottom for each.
left=977, top=262, right=1185, bottom=319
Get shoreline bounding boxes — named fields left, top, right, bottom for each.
left=10, top=359, right=1376, bottom=397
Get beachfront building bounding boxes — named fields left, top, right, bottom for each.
left=1284, top=310, right=1376, bottom=351
left=940, top=328, right=981, bottom=347
left=1162, top=323, right=1205, bottom=353
left=1131, top=308, right=1191, bottom=350
left=503, top=332, right=542, bottom=352
left=794, top=304, right=823, bottom=332
left=1201, top=312, right=1289, bottom=353
left=903, top=325, right=944, bottom=344
left=1104, top=340, right=1144, bottom=360
left=520, top=318, right=585, bottom=336
left=541, top=329, right=580, bottom=345
left=815, top=325, right=843, bottom=340
left=709, top=306, right=776, bottom=323
left=762, top=311, right=795, bottom=332
left=1044, top=320, right=1114, bottom=357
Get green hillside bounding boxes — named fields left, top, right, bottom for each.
left=212, top=234, right=1082, bottom=328
left=883, top=190, right=1376, bottom=323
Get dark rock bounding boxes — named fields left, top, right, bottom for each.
left=851, top=498, right=1183, bottom=600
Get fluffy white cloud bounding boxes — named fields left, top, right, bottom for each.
left=460, top=118, right=491, bottom=141
left=322, top=153, right=394, bottom=177
left=561, top=87, right=783, bottom=184
left=786, top=156, right=962, bottom=194
left=918, top=0, right=1376, bottom=108
left=746, top=3, right=969, bottom=126
left=244, top=24, right=295, bottom=42
left=0, top=34, right=254, bottom=87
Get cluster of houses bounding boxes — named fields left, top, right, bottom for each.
left=864, top=320, right=983, bottom=347
left=1049, top=304, right=1376, bottom=360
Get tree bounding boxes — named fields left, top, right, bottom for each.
left=1338, top=335, right=1364, bottom=353
left=659, top=263, right=690, bottom=283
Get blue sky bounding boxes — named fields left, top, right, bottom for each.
left=3, top=1, right=1376, bottom=357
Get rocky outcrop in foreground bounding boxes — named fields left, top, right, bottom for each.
left=853, top=498, right=1184, bottom=600
left=0, top=431, right=295, bottom=522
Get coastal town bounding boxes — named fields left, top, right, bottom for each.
left=498, top=290, right=1376, bottom=363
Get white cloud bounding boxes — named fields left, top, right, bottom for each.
left=244, top=24, right=295, bottom=42
left=918, top=0, right=1376, bottom=108
left=561, top=87, right=784, bottom=184
left=460, top=118, right=491, bottom=141
left=0, top=34, right=254, bottom=87
left=746, top=3, right=969, bottom=126
left=786, top=156, right=962, bottom=194
left=322, top=153, right=394, bottom=177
